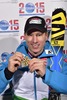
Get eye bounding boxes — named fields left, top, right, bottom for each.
left=29, top=34, right=33, bottom=36
left=36, top=33, right=43, bottom=36
left=27, top=34, right=33, bottom=36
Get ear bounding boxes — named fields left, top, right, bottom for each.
left=24, top=34, right=26, bottom=40
left=45, top=33, right=48, bottom=41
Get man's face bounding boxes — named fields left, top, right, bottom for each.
left=24, top=31, right=48, bottom=56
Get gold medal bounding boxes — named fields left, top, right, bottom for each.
left=21, top=56, right=30, bottom=67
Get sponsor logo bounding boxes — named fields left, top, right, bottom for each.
left=19, top=2, right=45, bottom=16
left=45, top=49, right=53, bottom=54
left=0, top=19, right=19, bottom=33
left=0, top=20, right=9, bottom=30
left=25, top=3, right=35, bottom=13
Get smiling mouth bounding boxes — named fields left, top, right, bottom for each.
left=32, top=44, right=39, bottom=48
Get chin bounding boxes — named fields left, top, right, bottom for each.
left=33, top=51, right=40, bottom=54
left=33, top=50, right=39, bottom=53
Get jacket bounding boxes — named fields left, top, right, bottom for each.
left=43, top=54, right=67, bottom=94
left=0, top=40, right=67, bottom=97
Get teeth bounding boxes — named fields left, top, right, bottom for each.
left=32, top=44, right=38, bottom=47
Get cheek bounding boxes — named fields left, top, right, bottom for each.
left=27, top=39, right=32, bottom=43
left=38, top=36, right=46, bottom=42
left=26, top=37, right=33, bottom=45
left=39, top=37, right=46, bottom=46
left=25, top=36, right=32, bottom=42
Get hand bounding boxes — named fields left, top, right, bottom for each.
left=8, top=52, right=24, bottom=73
left=28, top=58, right=47, bottom=77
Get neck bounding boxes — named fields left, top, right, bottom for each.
left=28, top=49, right=44, bottom=58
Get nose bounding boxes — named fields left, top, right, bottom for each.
left=32, top=35, right=37, bottom=43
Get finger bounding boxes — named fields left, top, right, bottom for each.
left=29, top=64, right=39, bottom=72
left=14, top=52, right=24, bottom=60
left=14, top=60, right=21, bottom=67
left=29, top=58, right=40, bottom=67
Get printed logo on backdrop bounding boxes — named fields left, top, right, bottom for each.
left=19, top=2, right=45, bottom=16
left=0, top=52, right=9, bottom=66
left=0, top=52, right=14, bottom=66
left=0, top=19, right=19, bottom=34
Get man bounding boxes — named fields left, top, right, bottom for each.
left=0, top=16, right=67, bottom=100
left=0, top=16, right=49, bottom=100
